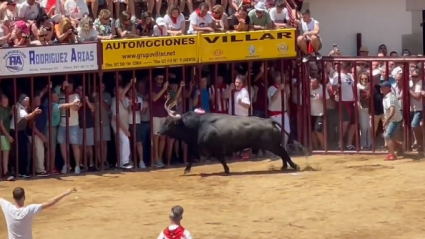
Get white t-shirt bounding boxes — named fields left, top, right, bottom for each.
left=409, top=80, right=422, bottom=112
left=230, top=88, right=250, bottom=116
left=10, top=104, right=28, bottom=130
left=268, top=7, right=289, bottom=23
left=59, top=93, right=80, bottom=126
left=187, top=11, right=213, bottom=34
left=157, top=225, right=192, bottom=239
left=310, top=85, right=329, bottom=116
left=63, top=0, right=89, bottom=19
left=77, top=27, right=98, bottom=42
left=126, top=96, right=143, bottom=124
left=0, top=198, right=42, bottom=239
left=383, top=92, right=402, bottom=122
left=301, top=18, right=320, bottom=40
left=267, top=85, right=289, bottom=113
left=17, top=1, right=39, bottom=20
left=153, top=25, right=168, bottom=36
left=330, top=73, right=354, bottom=102
left=4, top=6, right=19, bottom=21
left=163, top=13, right=185, bottom=30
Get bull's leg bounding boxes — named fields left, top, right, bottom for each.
left=184, top=158, right=193, bottom=174
left=270, top=145, right=300, bottom=171
left=217, top=156, right=230, bottom=174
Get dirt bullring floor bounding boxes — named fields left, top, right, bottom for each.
left=0, top=154, right=424, bottom=239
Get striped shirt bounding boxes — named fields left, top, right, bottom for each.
left=209, top=84, right=229, bottom=113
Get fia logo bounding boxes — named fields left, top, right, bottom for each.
left=3, top=50, right=26, bottom=72
left=248, top=45, right=256, bottom=55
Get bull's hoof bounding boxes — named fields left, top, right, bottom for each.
left=184, top=169, right=191, bottom=174
left=281, top=164, right=288, bottom=171
left=292, top=164, right=301, bottom=171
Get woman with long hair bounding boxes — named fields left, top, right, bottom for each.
left=163, top=5, right=185, bottom=36
left=115, top=10, right=138, bottom=38
left=357, top=72, right=372, bottom=149
left=211, top=4, right=228, bottom=31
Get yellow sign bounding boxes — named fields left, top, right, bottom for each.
left=102, top=36, right=198, bottom=69
left=198, top=29, right=297, bottom=63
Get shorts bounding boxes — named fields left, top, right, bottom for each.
left=45, top=126, right=57, bottom=149
left=95, top=126, right=111, bottom=141
left=340, top=101, right=355, bottom=124
left=311, top=115, right=324, bottom=132
left=78, top=128, right=94, bottom=146
left=57, top=125, right=80, bottom=145
left=410, top=111, right=423, bottom=128
left=129, top=124, right=143, bottom=142
left=384, top=121, right=401, bottom=139
left=152, top=117, right=166, bottom=136
left=1, top=135, right=10, bottom=151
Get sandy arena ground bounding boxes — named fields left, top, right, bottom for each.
left=0, top=154, right=424, bottom=239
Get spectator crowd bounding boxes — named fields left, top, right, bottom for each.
left=0, top=0, right=304, bottom=46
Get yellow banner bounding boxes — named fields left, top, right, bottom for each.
left=102, top=36, right=198, bottom=69
left=198, top=29, right=297, bottom=63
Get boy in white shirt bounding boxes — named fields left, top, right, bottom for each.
left=381, top=81, right=402, bottom=160
left=153, top=17, right=167, bottom=36
left=157, top=206, right=192, bottom=239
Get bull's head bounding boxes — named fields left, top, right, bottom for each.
left=158, top=99, right=200, bottom=144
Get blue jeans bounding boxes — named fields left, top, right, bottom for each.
left=410, top=111, right=423, bottom=128
left=140, top=122, right=151, bottom=165
left=384, top=121, right=401, bottom=139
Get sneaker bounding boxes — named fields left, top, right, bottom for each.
left=121, top=163, right=133, bottom=169
left=385, top=154, right=397, bottom=161
left=346, top=145, right=355, bottom=150
left=4, top=172, right=14, bottom=181
left=154, top=160, right=165, bottom=168
left=20, top=174, right=31, bottom=178
left=61, top=165, right=68, bottom=174
left=36, top=171, right=49, bottom=177
left=74, top=166, right=81, bottom=174
left=302, top=55, right=309, bottom=63
left=315, top=52, right=322, bottom=60
left=139, top=161, right=146, bottom=169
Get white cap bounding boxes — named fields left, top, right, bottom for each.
left=156, top=17, right=166, bottom=26
left=372, top=69, right=381, bottom=76
left=254, top=1, right=266, bottom=11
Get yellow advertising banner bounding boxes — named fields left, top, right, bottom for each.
left=198, top=29, right=297, bottom=63
left=102, top=36, right=198, bottom=69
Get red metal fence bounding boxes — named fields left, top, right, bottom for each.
left=0, top=41, right=424, bottom=179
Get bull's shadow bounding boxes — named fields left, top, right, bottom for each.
left=182, top=168, right=299, bottom=177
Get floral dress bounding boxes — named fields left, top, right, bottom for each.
left=93, top=18, right=115, bottom=36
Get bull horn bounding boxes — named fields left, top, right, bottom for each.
left=164, top=98, right=181, bottom=118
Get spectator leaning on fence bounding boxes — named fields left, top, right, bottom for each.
left=357, top=73, right=372, bottom=149
left=31, top=90, right=49, bottom=177
left=211, top=4, right=228, bottom=31
left=94, top=82, right=112, bottom=169
left=127, top=87, right=146, bottom=169
left=310, top=76, right=329, bottom=150
left=0, top=187, right=77, bottom=239
left=297, top=9, right=322, bottom=63
left=268, top=0, right=289, bottom=28
left=380, top=81, right=403, bottom=160
left=153, top=17, right=167, bottom=36
left=151, top=75, right=167, bottom=168
left=157, top=205, right=192, bottom=239
left=187, top=2, right=214, bottom=34
left=248, top=2, right=272, bottom=30
left=231, top=5, right=252, bottom=31
left=409, top=68, right=423, bottom=156
left=163, top=5, right=185, bottom=36
left=94, top=9, right=116, bottom=40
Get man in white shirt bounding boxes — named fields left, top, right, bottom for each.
left=187, top=2, right=214, bottom=34
left=310, top=77, right=329, bottom=150
left=329, top=62, right=356, bottom=150
left=409, top=69, right=423, bottom=156
left=268, top=1, right=289, bottom=28
left=380, top=81, right=402, bottom=160
left=57, top=80, right=82, bottom=174
left=157, top=205, right=192, bottom=239
left=267, top=71, right=290, bottom=147
left=223, top=75, right=250, bottom=117
left=296, top=9, right=322, bottom=63
left=0, top=187, right=76, bottom=239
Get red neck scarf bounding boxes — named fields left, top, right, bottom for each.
left=195, top=9, right=205, bottom=20
left=212, top=13, right=221, bottom=20
left=159, top=27, right=164, bottom=35
left=274, top=84, right=279, bottom=89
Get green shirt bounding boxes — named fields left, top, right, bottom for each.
left=0, top=107, right=10, bottom=135
left=52, top=103, right=61, bottom=127
left=248, top=9, right=272, bottom=27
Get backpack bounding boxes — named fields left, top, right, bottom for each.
left=162, top=225, right=185, bottom=239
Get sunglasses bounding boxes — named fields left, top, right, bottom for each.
left=361, top=77, right=368, bottom=80
left=213, top=11, right=220, bottom=14
left=38, top=34, right=47, bottom=37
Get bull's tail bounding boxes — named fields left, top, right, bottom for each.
left=271, top=119, right=308, bottom=154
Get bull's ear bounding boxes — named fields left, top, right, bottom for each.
left=182, top=113, right=200, bottom=128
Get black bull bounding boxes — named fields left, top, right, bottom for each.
left=157, top=101, right=300, bottom=174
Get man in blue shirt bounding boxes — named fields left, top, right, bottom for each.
left=193, top=77, right=213, bottom=112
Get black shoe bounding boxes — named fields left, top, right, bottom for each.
left=36, top=171, right=50, bottom=177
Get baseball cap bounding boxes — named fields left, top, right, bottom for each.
left=15, top=20, right=29, bottom=35
left=156, top=17, right=165, bottom=26
left=379, top=81, right=391, bottom=88
left=372, top=69, right=381, bottom=76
